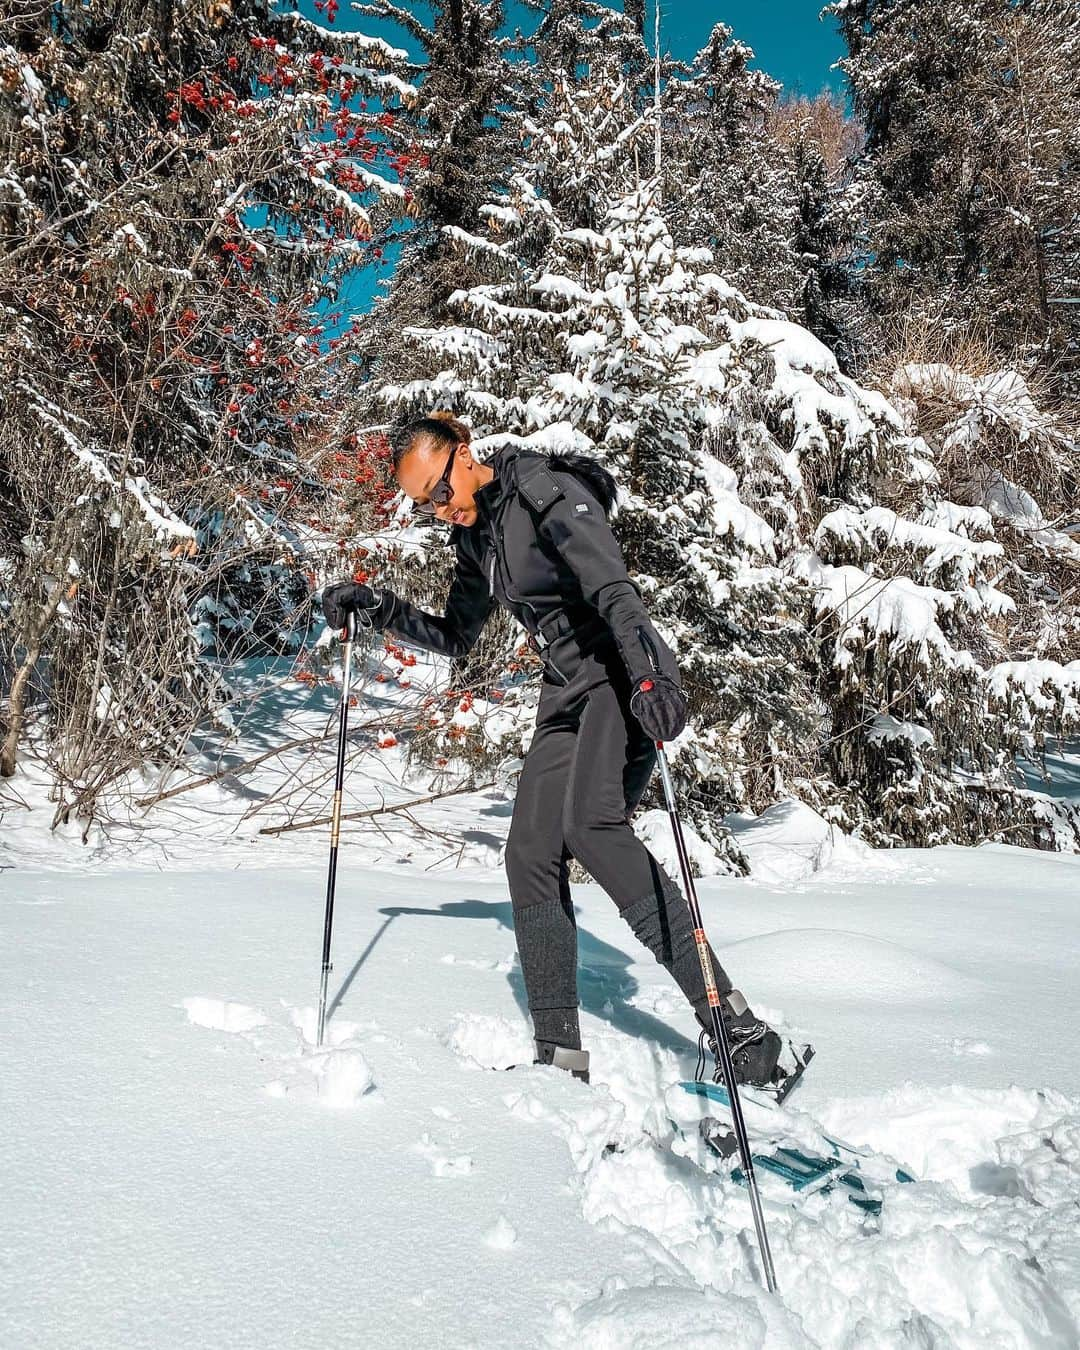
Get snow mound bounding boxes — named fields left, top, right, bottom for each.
left=310, top=1047, right=375, bottom=1108
left=548, top=1282, right=798, bottom=1349
left=722, top=928, right=985, bottom=1004
left=818, top=1082, right=1080, bottom=1190
left=1001, top=1119, right=1080, bottom=1208
left=181, top=997, right=266, bottom=1034
left=632, top=808, right=724, bottom=877
left=726, top=797, right=890, bottom=883
left=285, top=1002, right=359, bottom=1048
left=442, top=1012, right=533, bottom=1070
left=483, top=1215, right=518, bottom=1250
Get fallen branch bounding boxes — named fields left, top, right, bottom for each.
left=258, top=779, right=497, bottom=836
left=135, top=717, right=385, bottom=808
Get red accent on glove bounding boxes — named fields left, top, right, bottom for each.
left=640, top=679, right=654, bottom=692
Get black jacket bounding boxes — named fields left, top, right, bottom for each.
left=373, top=446, right=681, bottom=690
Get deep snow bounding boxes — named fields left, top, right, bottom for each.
left=3, top=780, right=1080, bottom=1347
left=3, top=650, right=1079, bottom=1347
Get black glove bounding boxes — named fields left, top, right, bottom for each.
left=629, top=675, right=688, bottom=742
left=321, top=581, right=382, bottom=632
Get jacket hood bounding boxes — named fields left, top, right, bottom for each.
left=544, top=451, right=617, bottom=517
left=480, top=445, right=618, bottom=519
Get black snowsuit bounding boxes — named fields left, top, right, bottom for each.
left=372, top=445, right=733, bottom=1045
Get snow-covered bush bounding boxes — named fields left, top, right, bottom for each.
left=0, top=2, right=417, bottom=817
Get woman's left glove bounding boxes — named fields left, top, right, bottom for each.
left=321, top=581, right=384, bottom=632
left=629, top=675, right=688, bottom=742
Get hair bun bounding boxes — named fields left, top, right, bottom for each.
left=391, top=410, right=471, bottom=468
left=428, top=410, right=470, bottom=440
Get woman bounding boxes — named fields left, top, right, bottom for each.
left=322, top=411, right=784, bottom=1088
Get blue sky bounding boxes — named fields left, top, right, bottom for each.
left=332, top=2, right=845, bottom=95
left=292, top=2, right=846, bottom=317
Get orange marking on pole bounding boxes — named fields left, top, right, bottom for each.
left=694, top=927, right=720, bottom=1004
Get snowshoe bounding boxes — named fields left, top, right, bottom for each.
left=666, top=1077, right=917, bottom=1216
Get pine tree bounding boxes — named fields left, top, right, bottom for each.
left=766, top=92, right=865, bottom=372
left=521, top=0, right=650, bottom=98
left=372, top=48, right=1080, bottom=862
left=824, top=0, right=1080, bottom=390
left=348, top=0, right=523, bottom=393
left=662, top=23, right=803, bottom=317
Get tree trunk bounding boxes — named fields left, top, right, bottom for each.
left=1, top=574, right=74, bottom=778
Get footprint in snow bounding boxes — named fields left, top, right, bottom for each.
left=483, top=1216, right=518, bottom=1250
left=414, top=1132, right=474, bottom=1177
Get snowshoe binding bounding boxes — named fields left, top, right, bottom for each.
left=696, top=990, right=813, bottom=1105
left=534, top=1039, right=590, bottom=1083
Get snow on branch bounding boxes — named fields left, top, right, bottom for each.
left=790, top=551, right=977, bottom=673
left=24, top=389, right=195, bottom=545
left=281, top=11, right=410, bottom=64
left=443, top=225, right=516, bottom=261
left=332, top=64, right=419, bottom=103
left=815, top=505, right=1003, bottom=577
left=987, top=660, right=1080, bottom=728
left=337, top=161, right=408, bottom=201
left=400, top=324, right=506, bottom=365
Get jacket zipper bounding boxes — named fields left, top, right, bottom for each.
left=636, top=625, right=662, bottom=676
left=492, top=497, right=570, bottom=686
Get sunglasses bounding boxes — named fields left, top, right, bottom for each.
left=411, top=442, right=459, bottom=516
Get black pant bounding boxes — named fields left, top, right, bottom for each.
left=505, top=644, right=733, bottom=1047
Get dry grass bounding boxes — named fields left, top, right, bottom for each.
left=767, top=90, right=864, bottom=175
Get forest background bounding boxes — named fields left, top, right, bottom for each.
left=1, top=0, right=1077, bottom=874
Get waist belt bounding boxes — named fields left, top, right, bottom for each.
left=529, top=608, right=605, bottom=651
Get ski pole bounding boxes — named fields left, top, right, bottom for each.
left=316, top=610, right=357, bottom=1049
left=653, top=739, right=779, bottom=1295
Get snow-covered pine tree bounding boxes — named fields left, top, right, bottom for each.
left=374, top=68, right=812, bottom=868
left=880, top=359, right=1080, bottom=844
left=374, top=50, right=1080, bottom=863
left=520, top=0, right=650, bottom=108
left=661, top=23, right=803, bottom=318
left=765, top=92, right=865, bottom=373
left=0, top=1, right=417, bottom=813
left=348, top=0, right=525, bottom=395
left=823, top=0, right=1080, bottom=393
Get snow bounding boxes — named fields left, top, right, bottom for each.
left=789, top=552, right=979, bottom=672
left=280, top=11, right=409, bottom=64
left=815, top=504, right=1004, bottom=577
left=21, top=383, right=196, bottom=543
left=2, top=730, right=1079, bottom=1347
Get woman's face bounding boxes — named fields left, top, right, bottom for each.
left=396, top=439, right=481, bottom=528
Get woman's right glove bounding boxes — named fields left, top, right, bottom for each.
left=321, top=581, right=385, bottom=632
left=629, top=675, right=688, bottom=743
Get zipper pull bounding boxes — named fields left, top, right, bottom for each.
left=635, top=624, right=662, bottom=674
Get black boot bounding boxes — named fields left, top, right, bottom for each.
left=698, top=990, right=782, bottom=1089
